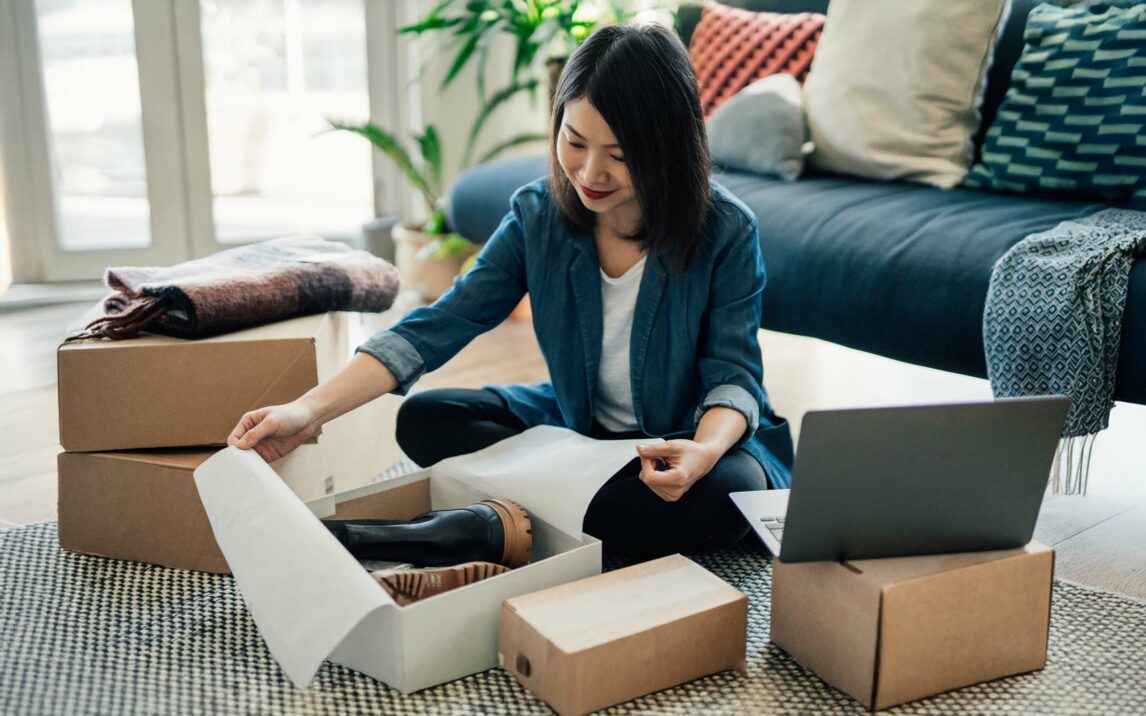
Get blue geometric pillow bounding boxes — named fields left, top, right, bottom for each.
left=964, top=3, right=1146, bottom=203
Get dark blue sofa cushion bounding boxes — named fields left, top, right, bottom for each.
left=446, top=154, right=1146, bottom=404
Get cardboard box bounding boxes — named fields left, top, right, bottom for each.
left=771, top=542, right=1054, bottom=711
left=57, top=309, right=402, bottom=490
left=193, top=426, right=658, bottom=693
left=499, top=554, right=748, bottom=716
left=58, top=446, right=335, bottom=573
left=59, top=311, right=332, bottom=452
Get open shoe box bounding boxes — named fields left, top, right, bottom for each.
left=194, top=426, right=657, bottom=693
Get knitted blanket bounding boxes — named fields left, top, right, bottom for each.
left=69, top=236, right=400, bottom=341
left=984, top=208, right=1146, bottom=494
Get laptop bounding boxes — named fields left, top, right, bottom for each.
left=731, top=396, right=1070, bottom=563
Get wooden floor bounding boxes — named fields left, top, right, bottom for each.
left=2, top=301, right=1145, bottom=599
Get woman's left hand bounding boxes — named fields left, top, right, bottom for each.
left=635, top=440, right=720, bottom=502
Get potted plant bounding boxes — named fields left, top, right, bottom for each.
left=400, top=1, right=671, bottom=166
left=330, top=121, right=477, bottom=302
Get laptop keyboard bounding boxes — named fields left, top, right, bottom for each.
left=760, top=516, right=785, bottom=542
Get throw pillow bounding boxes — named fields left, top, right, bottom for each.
left=803, top=0, right=1009, bottom=188
left=964, top=3, right=1146, bottom=204
left=689, top=1, right=825, bottom=117
left=707, top=73, right=809, bottom=181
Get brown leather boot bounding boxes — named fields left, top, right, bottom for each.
left=372, top=561, right=512, bottom=605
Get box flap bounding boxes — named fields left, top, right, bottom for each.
left=430, top=426, right=660, bottom=538
left=92, top=448, right=215, bottom=470
left=844, top=542, right=1048, bottom=587
left=194, top=447, right=394, bottom=688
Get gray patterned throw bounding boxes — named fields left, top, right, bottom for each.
left=69, top=236, right=400, bottom=341
left=984, top=208, right=1146, bottom=494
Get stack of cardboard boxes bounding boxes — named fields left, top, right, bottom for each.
left=56, top=307, right=402, bottom=573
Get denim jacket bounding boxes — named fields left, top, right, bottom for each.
left=357, top=178, right=794, bottom=488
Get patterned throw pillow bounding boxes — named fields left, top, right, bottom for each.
left=965, top=3, right=1146, bottom=203
left=689, top=1, right=825, bottom=117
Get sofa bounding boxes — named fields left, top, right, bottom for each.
left=445, top=0, right=1146, bottom=406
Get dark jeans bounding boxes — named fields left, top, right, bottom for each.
left=395, top=387, right=769, bottom=561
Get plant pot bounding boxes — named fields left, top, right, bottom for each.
left=392, top=221, right=478, bottom=302
left=362, top=215, right=399, bottom=262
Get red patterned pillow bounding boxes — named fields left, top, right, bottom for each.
left=690, top=1, right=825, bottom=117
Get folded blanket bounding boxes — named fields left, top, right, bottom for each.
left=984, top=208, right=1146, bottom=494
left=69, top=236, right=401, bottom=341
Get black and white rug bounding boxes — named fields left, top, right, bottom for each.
left=2, top=518, right=1145, bottom=714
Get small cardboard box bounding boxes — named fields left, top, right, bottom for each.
left=57, top=310, right=400, bottom=469
left=771, top=542, right=1054, bottom=711
left=58, top=445, right=335, bottom=573
left=193, top=426, right=658, bottom=693
left=499, top=554, right=748, bottom=716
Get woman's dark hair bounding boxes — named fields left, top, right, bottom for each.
left=548, top=23, right=711, bottom=271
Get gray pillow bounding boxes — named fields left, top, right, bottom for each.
left=707, top=73, right=809, bottom=182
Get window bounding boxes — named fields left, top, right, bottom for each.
left=0, top=0, right=409, bottom=282
left=36, top=0, right=152, bottom=251
left=199, top=0, right=373, bottom=243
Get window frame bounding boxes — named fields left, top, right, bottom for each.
left=0, top=0, right=412, bottom=283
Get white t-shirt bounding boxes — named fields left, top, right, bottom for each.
left=594, top=255, right=647, bottom=432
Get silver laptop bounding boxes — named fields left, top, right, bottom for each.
left=731, top=396, right=1070, bottom=563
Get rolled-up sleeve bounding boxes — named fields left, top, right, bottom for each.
left=692, top=218, right=766, bottom=445
left=355, top=191, right=531, bottom=395
left=356, top=329, right=428, bottom=395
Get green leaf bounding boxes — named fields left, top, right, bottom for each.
left=416, top=126, right=443, bottom=196
left=436, top=233, right=476, bottom=258
left=414, top=233, right=473, bottom=261
left=424, top=205, right=448, bottom=235
left=399, top=0, right=459, bottom=34
left=462, top=78, right=539, bottom=166
left=328, top=120, right=438, bottom=211
left=442, top=31, right=481, bottom=89
left=476, top=131, right=549, bottom=165
left=399, top=16, right=461, bottom=34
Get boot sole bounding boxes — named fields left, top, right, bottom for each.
left=479, top=498, right=533, bottom=568
left=372, top=561, right=511, bottom=606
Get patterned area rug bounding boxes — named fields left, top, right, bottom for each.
left=3, top=477, right=1145, bottom=714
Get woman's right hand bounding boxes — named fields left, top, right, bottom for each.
left=227, top=400, right=318, bottom=463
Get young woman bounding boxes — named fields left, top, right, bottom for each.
left=229, top=23, right=793, bottom=561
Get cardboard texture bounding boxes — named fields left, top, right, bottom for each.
left=499, top=554, right=748, bottom=716
left=771, top=542, right=1054, bottom=711
left=193, top=427, right=661, bottom=693
left=57, top=446, right=334, bottom=573
left=57, top=308, right=401, bottom=491
left=59, top=311, right=329, bottom=452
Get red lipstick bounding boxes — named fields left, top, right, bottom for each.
left=580, top=185, right=616, bottom=200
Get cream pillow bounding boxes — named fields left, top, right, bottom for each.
left=804, top=0, right=1009, bottom=188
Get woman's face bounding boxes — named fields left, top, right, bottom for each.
left=556, top=98, right=639, bottom=225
